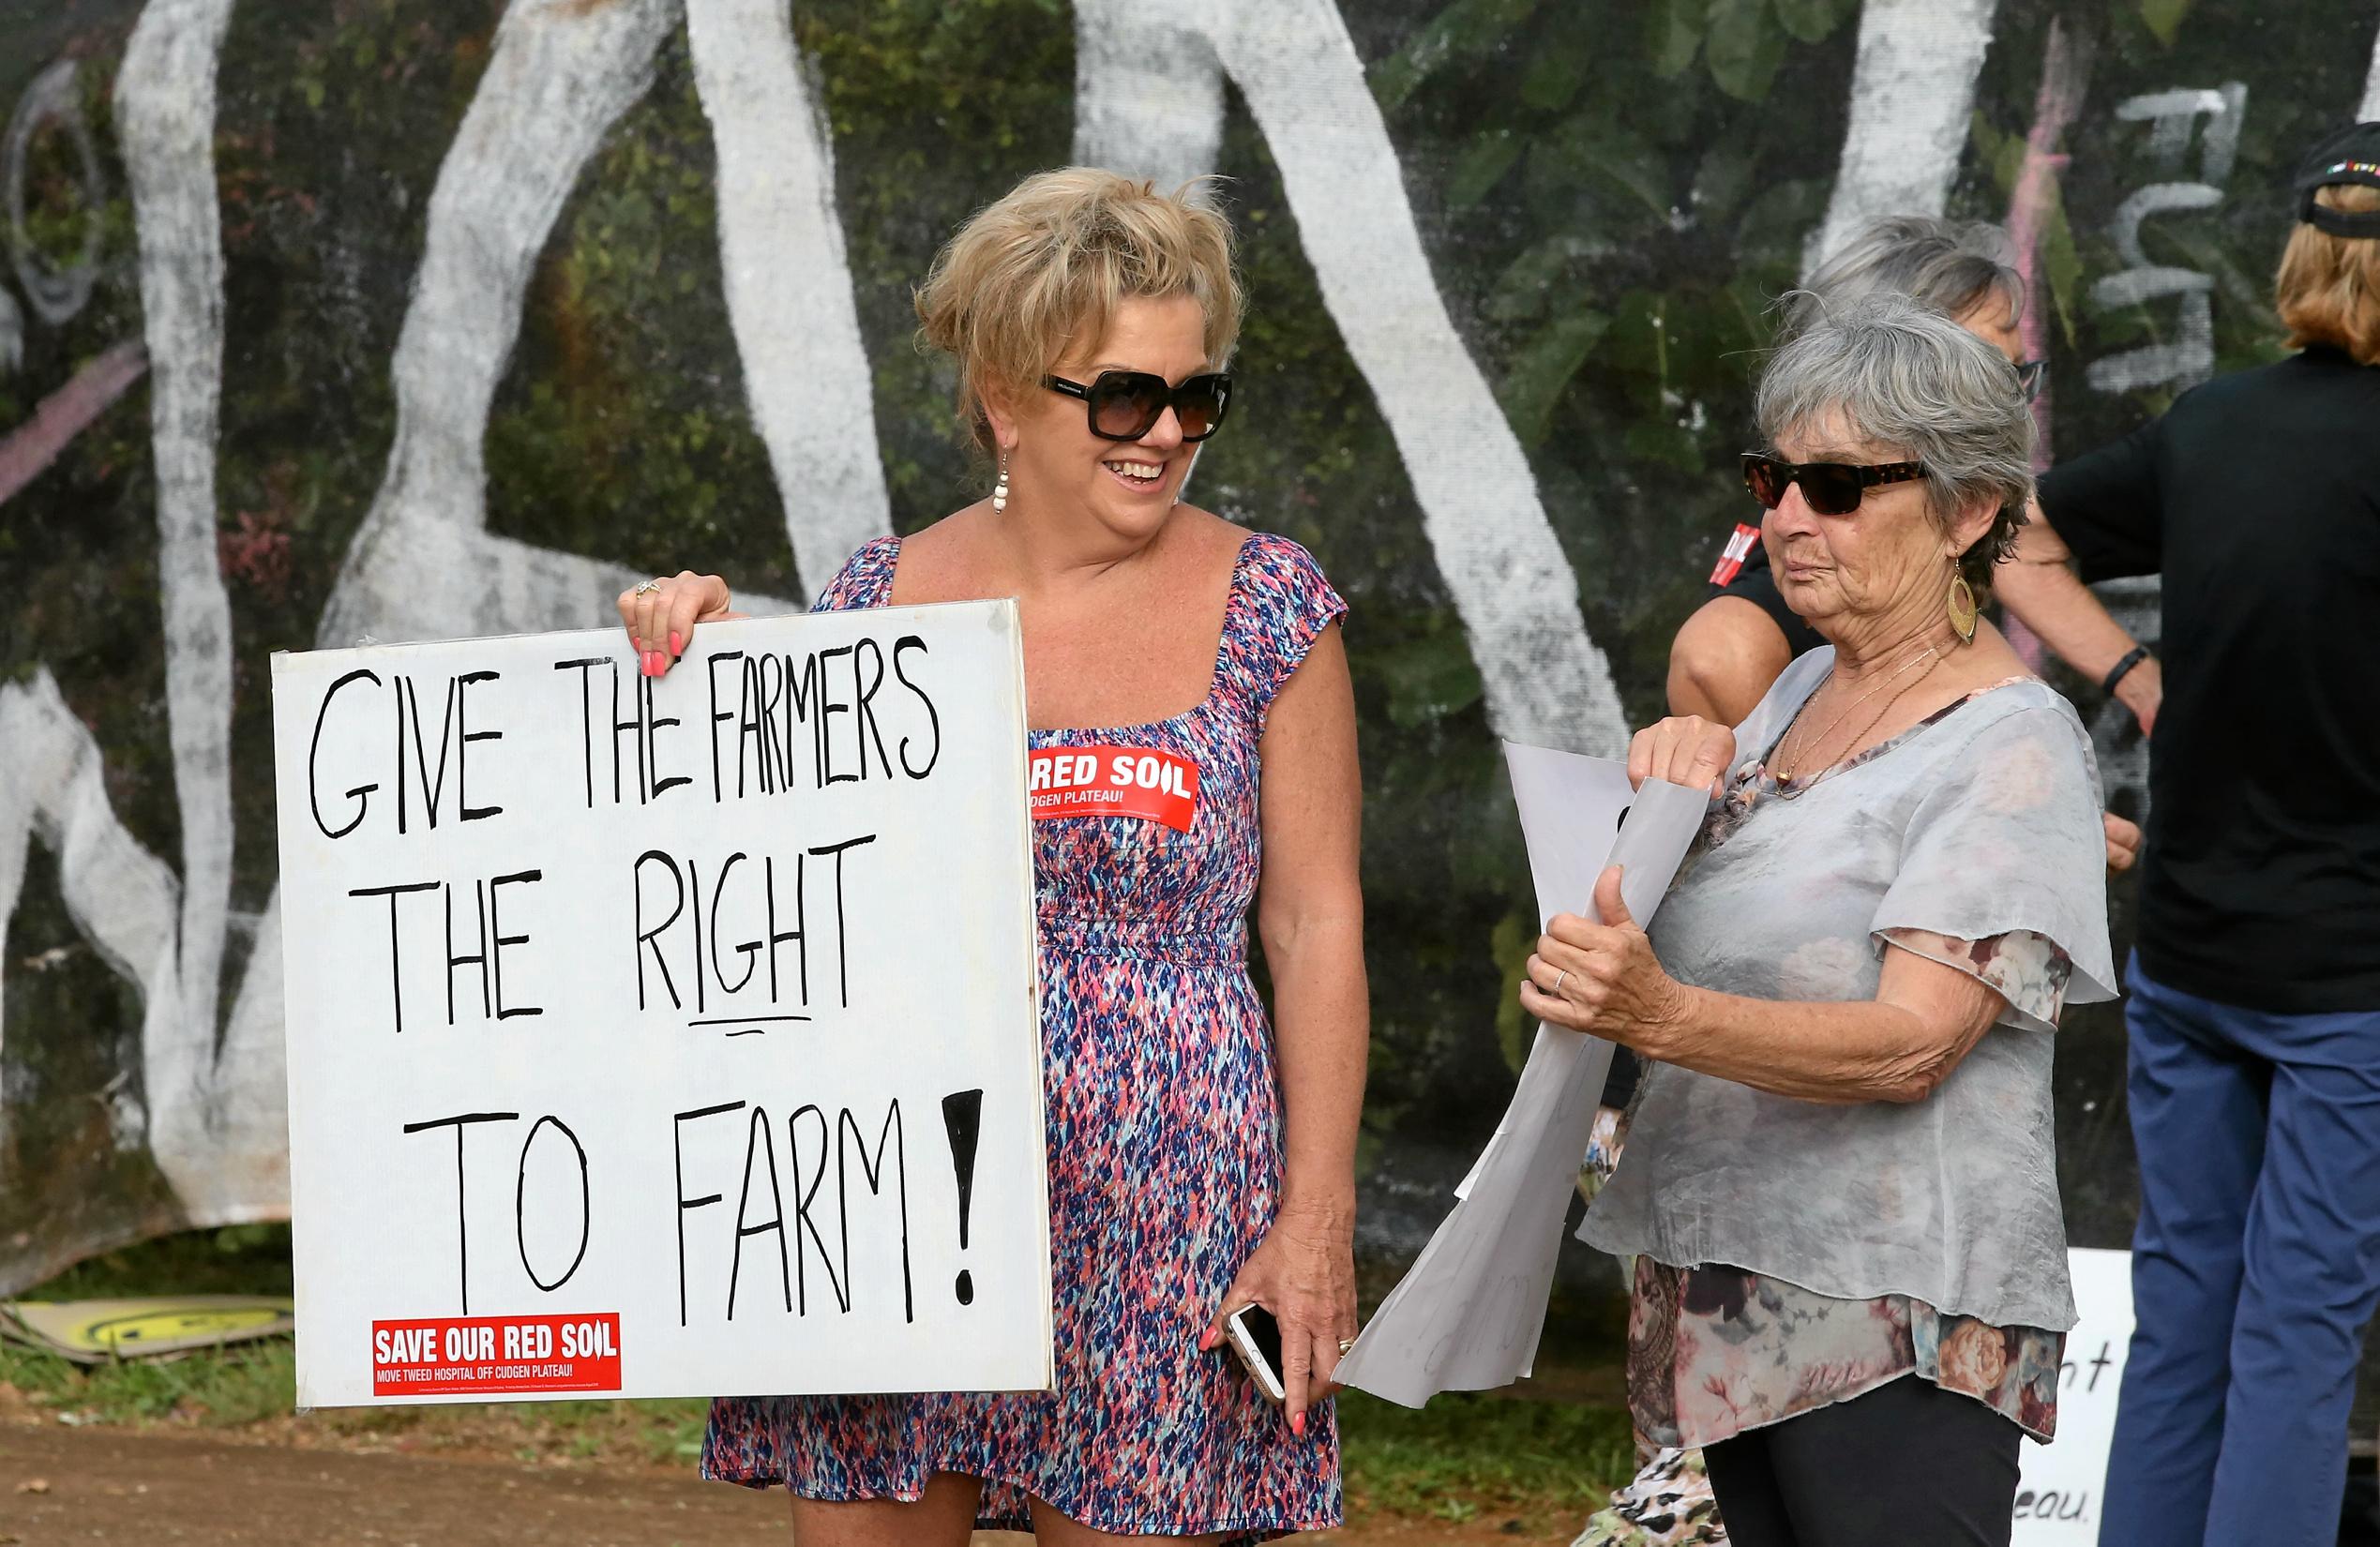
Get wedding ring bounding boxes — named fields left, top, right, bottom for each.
left=1550, top=969, right=1568, bottom=996
left=1337, top=1338, right=1356, bottom=1355
left=633, top=577, right=666, bottom=595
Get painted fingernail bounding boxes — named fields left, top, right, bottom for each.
left=1198, top=1327, right=1220, bottom=1352
left=670, top=631, right=683, bottom=657
left=642, top=651, right=662, bottom=677
left=1291, top=1411, right=1307, bottom=1437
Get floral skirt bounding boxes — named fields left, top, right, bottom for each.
left=1627, top=1257, right=2064, bottom=1450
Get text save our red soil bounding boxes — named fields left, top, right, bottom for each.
left=371, top=1313, right=622, bottom=1396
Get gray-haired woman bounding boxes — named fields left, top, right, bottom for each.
left=1667, top=217, right=2042, bottom=728
left=1534, top=298, right=2116, bottom=1547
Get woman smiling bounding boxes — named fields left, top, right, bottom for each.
left=622, top=170, right=1367, bottom=1546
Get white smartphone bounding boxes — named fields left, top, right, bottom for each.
left=1224, top=1303, right=1287, bottom=1404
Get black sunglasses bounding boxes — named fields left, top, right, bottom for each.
left=2015, top=358, right=2046, bottom=402
left=1741, top=452, right=1926, bottom=517
left=1043, top=370, right=1233, bottom=443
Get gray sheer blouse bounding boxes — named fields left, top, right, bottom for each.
left=1581, top=649, right=2117, bottom=1331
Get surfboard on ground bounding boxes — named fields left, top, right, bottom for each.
left=0, top=1296, right=295, bottom=1363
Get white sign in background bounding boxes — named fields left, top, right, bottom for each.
left=2013, top=1247, right=2135, bottom=1541
left=271, top=602, right=1048, bottom=1406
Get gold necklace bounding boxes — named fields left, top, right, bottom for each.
left=1780, top=652, right=1942, bottom=794
left=1772, top=654, right=1945, bottom=799
left=1771, top=644, right=1939, bottom=783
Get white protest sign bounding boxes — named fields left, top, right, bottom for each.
left=271, top=603, right=1048, bottom=1407
left=2013, top=1247, right=2134, bottom=1541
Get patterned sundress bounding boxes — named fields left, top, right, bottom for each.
left=702, top=530, right=1348, bottom=1542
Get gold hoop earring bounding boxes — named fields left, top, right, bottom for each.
left=992, top=451, right=1011, bottom=514
left=1947, top=564, right=1979, bottom=644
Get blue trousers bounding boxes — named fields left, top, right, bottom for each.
left=2100, top=955, right=2380, bottom=1546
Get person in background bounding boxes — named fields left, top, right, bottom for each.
left=622, top=170, right=1367, bottom=1546
left=1670, top=218, right=2047, bottom=726
left=1993, top=124, right=2380, bottom=1547
left=1551, top=297, right=2115, bottom=1547
left=1670, top=219, right=2148, bottom=870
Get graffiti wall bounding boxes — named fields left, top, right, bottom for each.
left=3, top=0, right=2374, bottom=1300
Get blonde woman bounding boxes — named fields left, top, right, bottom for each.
left=1997, top=123, right=2380, bottom=1546
left=619, top=171, right=1364, bottom=1545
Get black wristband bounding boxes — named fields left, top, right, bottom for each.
left=2101, top=645, right=2150, bottom=698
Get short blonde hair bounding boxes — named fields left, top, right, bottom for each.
left=915, top=169, right=1243, bottom=448
left=2277, top=185, right=2380, bottom=366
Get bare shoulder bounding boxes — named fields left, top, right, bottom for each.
left=1136, top=505, right=1257, bottom=599
left=1165, top=503, right=1258, bottom=565
left=896, top=507, right=977, bottom=563
left=884, top=507, right=995, bottom=603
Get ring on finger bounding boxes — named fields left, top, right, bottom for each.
left=1550, top=969, right=1568, bottom=996
left=633, top=577, right=666, bottom=595
left=1337, top=1337, right=1356, bottom=1355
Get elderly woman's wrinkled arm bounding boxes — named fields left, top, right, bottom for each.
left=1524, top=865, right=2007, bottom=1105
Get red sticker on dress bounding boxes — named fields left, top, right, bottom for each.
left=1029, top=745, right=1199, bottom=833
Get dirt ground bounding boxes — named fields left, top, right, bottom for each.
left=0, top=1419, right=1570, bottom=1547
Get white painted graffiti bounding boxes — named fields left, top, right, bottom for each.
left=2085, top=84, right=2245, bottom=397
left=3, top=1, right=2378, bottom=1290
left=1, top=58, right=108, bottom=372
left=5, top=60, right=104, bottom=327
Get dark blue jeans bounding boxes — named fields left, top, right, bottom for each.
left=2101, top=954, right=2380, bottom=1545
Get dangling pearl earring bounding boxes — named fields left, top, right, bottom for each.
left=992, top=451, right=1011, bottom=514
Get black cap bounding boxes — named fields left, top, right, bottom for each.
left=2294, top=123, right=2380, bottom=238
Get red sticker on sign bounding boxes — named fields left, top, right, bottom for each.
left=1028, top=745, right=1199, bottom=832
left=370, top=1314, right=622, bottom=1397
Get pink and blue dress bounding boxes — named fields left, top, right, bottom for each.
left=702, top=531, right=1348, bottom=1542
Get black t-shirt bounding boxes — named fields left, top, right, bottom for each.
left=2039, top=345, right=2380, bottom=1014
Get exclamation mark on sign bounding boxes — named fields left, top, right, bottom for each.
left=942, top=1089, right=984, bottom=1306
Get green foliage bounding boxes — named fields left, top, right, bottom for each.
left=1447, top=126, right=1526, bottom=209
left=1489, top=909, right=1535, bottom=1074
left=1645, top=0, right=1703, bottom=79
left=1339, top=1389, right=1636, bottom=1524
left=1772, top=0, right=1855, bottom=46
left=19, top=1224, right=294, bottom=1302
left=1371, top=0, right=1546, bottom=112
left=1377, top=625, right=1486, bottom=730
left=0, top=1329, right=300, bottom=1427
left=1705, top=0, right=1786, bottom=103
left=2139, top=0, right=2192, bottom=47
left=1499, top=308, right=1610, bottom=446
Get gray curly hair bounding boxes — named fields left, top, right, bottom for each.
left=1783, top=215, right=2026, bottom=339
left=1755, top=294, right=2036, bottom=594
